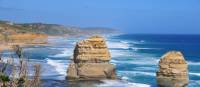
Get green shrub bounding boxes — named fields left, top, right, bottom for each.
left=0, top=74, right=10, bottom=82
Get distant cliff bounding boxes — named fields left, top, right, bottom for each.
left=0, top=20, right=118, bottom=36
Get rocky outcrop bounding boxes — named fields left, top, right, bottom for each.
left=73, top=36, right=111, bottom=63
left=67, top=36, right=116, bottom=80
left=156, top=51, right=189, bottom=87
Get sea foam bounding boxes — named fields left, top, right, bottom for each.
left=110, top=50, right=133, bottom=58
left=97, top=80, right=150, bottom=87
left=188, top=80, right=200, bottom=87
left=48, top=48, right=73, bottom=58
left=118, top=71, right=156, bottom=77
left=189, top=72, right=200, bottom=77
left=111, top=58, right=159, bottom=65
left=46, top=58, right=68, bottom=76
left=188, top=61, right=200, bottom=66
left=107, top=41, right=130, bottom=49
left=133, top=67, right=156, bottom=71
left=130, top=47, right=161, bottom=51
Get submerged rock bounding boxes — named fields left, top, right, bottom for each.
left=156, top=51, right=189, bottom=87
left=67, top=36, right=116, bottom=80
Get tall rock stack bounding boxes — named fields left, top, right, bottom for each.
left=67, top=36, right=116, bottom=80
left=156, top=51, right=189, bottom=87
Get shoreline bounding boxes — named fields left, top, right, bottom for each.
left=0, top=34, right=200, bottom=87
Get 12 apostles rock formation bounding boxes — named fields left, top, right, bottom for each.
left=67, top=36, right=116, bottom=80
left=156, top=51, right=189, bottom=87
left=66, top=36, right=189, bottom=86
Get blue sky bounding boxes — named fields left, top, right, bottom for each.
left=0, top=0, right=200, bottom=34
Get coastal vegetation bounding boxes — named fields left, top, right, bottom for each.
left=0, top=20, right=117, bottom=37
left=0, top=45, right=41, bottom=87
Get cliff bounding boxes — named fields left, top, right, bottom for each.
left=156, top=51, right=189, bottom=87
left=0, top=33, right=48, bottom=45
left=0, top=20, right=117, bottom=36
left=8, top=33, right=48, bottom=44
left=67, top=36, right=116, bottom=80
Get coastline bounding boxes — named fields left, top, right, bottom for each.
left=0, top=34, right=200, bottom=87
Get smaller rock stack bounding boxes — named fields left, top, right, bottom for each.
left=156, top=51, right=189, bottom=87
left=67, top=36, right=116, bottom=80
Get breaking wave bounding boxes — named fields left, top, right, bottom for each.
left=46, top=58, right=69, bottom=76
left=111, top=58, right=159, bottom=65
left=189, top=72, right=200, bottom=77
left=188, top=61, right=200, bottom=66
left=107, top=41, right=130, bottom=49
left=97, top=80, right=150, bottom=87
left=118, top=71, right=156, bottom=77
left=48, top=48, right=73, bottom=58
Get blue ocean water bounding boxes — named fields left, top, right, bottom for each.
left=110, top=34, right=200, bottom=87
left=2, top=34, right=200, bottom=87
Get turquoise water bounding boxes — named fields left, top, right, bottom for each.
left=2, top=34, right=200, bottom=87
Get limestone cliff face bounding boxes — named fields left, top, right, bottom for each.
left=73, top=36, right=111, bottom=63
left=156, top=51, right=189, bottom=87
left=67, top=36, right=116, bottom=80
left=8, top=33, right=48, bottom=44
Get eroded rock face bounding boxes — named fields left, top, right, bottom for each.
left=67, top=36, right=116, bottom=80
left=8, top=33, right=48, bottom=44
left=156, top=51, right=189, bottom=87
left=73, top=36, right=111, bottom=63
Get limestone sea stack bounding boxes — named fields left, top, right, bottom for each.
left=67, top=36, right=116, bottom=80
left=156, top=51, right=189, bottom=87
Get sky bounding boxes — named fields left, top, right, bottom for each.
left=0, top=0, right=200, bottom=34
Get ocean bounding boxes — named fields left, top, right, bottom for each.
left=2, top=34, right=200, bottom=87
